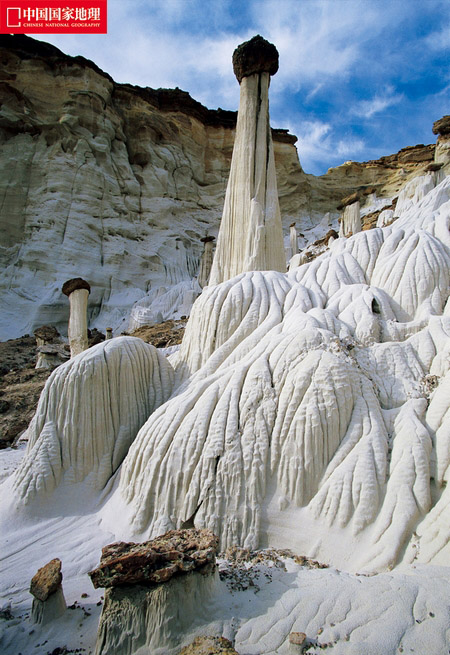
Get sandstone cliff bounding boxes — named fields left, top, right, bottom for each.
left=0, top=35, right=439, bottom=339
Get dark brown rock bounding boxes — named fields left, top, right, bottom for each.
left=426, top=162, right=444, bottom=172
left=432, top=115, right=450, bottom=136
left=124, top=319, right=186, bottom=348
left=324, top=229, right=339, bottom=244
left=273, top=128, right=298, bottom=145
left=30, top=558, right=62, bottom=601
left=200, top=235, right=215, bottom=243
left=89, top=528, right=219, bottom=589
left=232, top=35, right=278, bottom=83
left=337, top=192, right=360, bottom=210
left=361, top=186, right=377, bottom=196
left=88, top=328, right=105, bottom=347
left=34, top=325, right=59, bottom=343
left=178, top=636, right=239, bottom=655
left=61, top=277, right=91, bottom=296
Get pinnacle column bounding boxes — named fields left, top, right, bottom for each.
left=209, top=35, right=286, bottom=285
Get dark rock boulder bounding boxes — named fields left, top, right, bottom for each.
left=232, top=35, right=279, bottom=83
left=89, top=528, right=219, bottom=589
left=30, top=558, right=62, bottom=601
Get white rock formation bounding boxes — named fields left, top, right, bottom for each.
left=209, top=36, right=286, bottom=285
left=95, top=569, right=219, bottom=655
left=289, top=223, right=298, bottom=257
left=11, top=173, right=450, bottom=571
left=197, top=236, right=215, bottom=288
left=108, top=173, right=450, bottom=572
left=0, top=36, right=308, bottom=341
left=31, top=587, right=66, bottom=625
left=13, top=337, right=174, bottom=504
left=1, top=38, right=446, bottom=341
left=5, top=38, right=450, bottom=577
left=339, top=200, right=361, bottom=237
left=127, top=279, right=201, bottom=331
left=62, top=278, right=91, bottom=357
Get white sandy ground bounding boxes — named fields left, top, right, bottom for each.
left=1, top=444, right=449, bottom=655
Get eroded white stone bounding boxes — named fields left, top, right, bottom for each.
left=209, top=73, right=285, bottom=285
left=13, top=337, right=174, bottom=503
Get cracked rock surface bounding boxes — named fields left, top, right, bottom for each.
left=89, top=528, right=219, bottom=588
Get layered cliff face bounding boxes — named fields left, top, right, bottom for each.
left=0, top=35, right=440, bottom=339
left=0, top=35, right=304, bottom=339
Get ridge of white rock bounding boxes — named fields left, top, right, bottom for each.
left=5, top=129, right=449, bottom=575
left=11, top=172, right=450, bottom=571
left=101, top=172, right=450, bottom=572
left=13, top=337, right=174, bottom=504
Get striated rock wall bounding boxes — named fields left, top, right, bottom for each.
left=0, top=35, right=439, bottom=339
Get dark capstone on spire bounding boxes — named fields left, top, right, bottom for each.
left=232, top=35, right=279, bottom=83
left=62, top=277, right=91, bottom=296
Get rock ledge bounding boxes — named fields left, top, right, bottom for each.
left=89, top=528, right=219, bottom=589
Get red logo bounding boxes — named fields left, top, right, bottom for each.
left=0, top=0, right=107, bottom=33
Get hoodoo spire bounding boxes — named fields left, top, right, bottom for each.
left=209, top=35, right=286, bottom=285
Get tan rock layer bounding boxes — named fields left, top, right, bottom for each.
left=30, top=558, right=62, bottom=601
left=432, top=115, right=450, bottom=136
left=178, top=636, right=239, bottom=655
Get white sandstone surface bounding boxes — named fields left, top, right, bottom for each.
left=339, top=200, right=361, bottom=237
left=95, top=570, right=221, bottom=655
left=0, top=483, right=449, bottom=655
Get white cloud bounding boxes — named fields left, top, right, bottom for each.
left=39, top=0, right=447, bottom=175
left=287, top=119, right=365, bottom=174
left=425, top=25, right=450, bottom=51
left=352, top=87, right=404, bottom=119
left=247, top=0, right=399, bottom=92
left=42, top=0, right=395, bottom=104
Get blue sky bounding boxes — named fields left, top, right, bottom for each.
left=40, top=0, right=449, bottom=175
